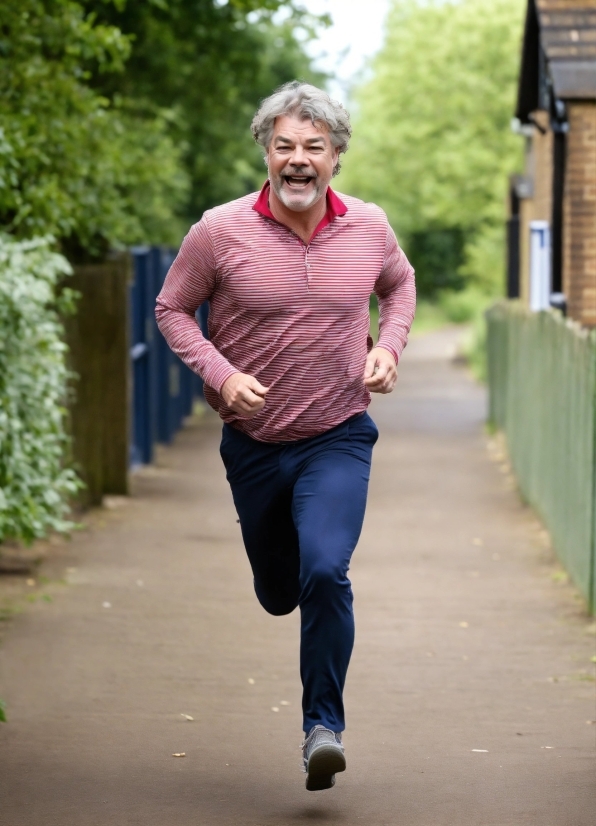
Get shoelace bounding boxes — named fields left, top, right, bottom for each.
left=301, top=727, right=343, bottom=755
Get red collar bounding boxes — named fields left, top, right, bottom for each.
left=252, top=180, right=348, bottom=241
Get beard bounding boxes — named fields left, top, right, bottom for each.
left=269, top=169, right=325, bottom=212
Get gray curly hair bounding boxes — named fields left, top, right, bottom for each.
left=251, top=81, right=352, bottom=177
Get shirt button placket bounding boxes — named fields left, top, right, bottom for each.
left=305, top=247, right=311, bottom=285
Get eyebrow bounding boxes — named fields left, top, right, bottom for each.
left=274, top=135, right=326, bottom=146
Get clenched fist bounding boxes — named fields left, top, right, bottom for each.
left=363, top=347, right=397, bottom=394
left=221, top=373, right=269, bottom=418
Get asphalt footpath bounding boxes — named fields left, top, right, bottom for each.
left=0, top=327, right=595, bottom=826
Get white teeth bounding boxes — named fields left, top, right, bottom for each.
left=285, top=177, right=312, bottom=186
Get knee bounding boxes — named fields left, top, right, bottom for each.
left=261, top=601, right=296, bottom=617
left=303, top=559, right=350, bottom=595
left=254, top=580, right=299, bottom=616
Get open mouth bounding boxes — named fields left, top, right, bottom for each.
left=282, top=175, right=315, bottom=190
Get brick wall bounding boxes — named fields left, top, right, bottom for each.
left=537, top=0, right=596, bottom=11
left=563, top=102, right=596, bottom=327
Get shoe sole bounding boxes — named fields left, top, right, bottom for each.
left=305, top=744, right=346, bottom=791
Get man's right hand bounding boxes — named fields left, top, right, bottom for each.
left=221, top=373, right=269, bottom=418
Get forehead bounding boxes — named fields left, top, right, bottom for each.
left=271, top=114, right=331, bottom=144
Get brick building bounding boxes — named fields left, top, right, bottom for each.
left=509, top=0, right=596, bottom=326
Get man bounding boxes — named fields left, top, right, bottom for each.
left=156, top=81, right=415, bottom=791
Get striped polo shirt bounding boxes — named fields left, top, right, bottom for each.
left=155, top=182, right=416, bottom=442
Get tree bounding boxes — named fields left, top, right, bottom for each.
left=0, top=1, right=325, bottom=255
left=340, top=0, right=525, bottom=297
left=83, top=0, right=328, bottom=226
left=0, top=0, right=189, bottom=255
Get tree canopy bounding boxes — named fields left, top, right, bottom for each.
left=0, top=0, right=326, bottom=257
left=84, top=0, right=327, bottom=227
left=339, top=0, right=525, bottom=297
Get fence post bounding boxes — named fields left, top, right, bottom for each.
left=65, top=253, right=131, bottom=506
left=591, top=336, right=596, bottom=613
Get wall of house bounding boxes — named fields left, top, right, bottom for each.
left=519, top=111, right=554, bottom=304
left=538, top=0, right=596, bottom=10
left=563, top=101, right=596, bottom=327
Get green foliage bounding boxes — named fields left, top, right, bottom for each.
left=0, top=698, right=6, bottom=722
left=407, top=228, right=466, bottom=295
left=83, top=0, right=328, bottom=223
left=340, top=0, right=525, bottom=298
left=0, top=0, right=325, bottom=251
left=0, top=236, right=82, bottom=544
left=438, top=286, right=489, bottom=324
left=0, top=0, right=189, bottom=254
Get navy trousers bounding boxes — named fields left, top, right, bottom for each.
left=219, top=412, right=378, bottom=733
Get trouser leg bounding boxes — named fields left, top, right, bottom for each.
left=220, top=414, right=378, bottom=733
left=220, top=425, right=300, bottom=615
left=292, top=413, right=378, bottom=733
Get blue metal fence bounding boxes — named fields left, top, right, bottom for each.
left=129, top=246, right=207, bottom=468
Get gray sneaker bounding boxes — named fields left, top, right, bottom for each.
left=302, top=725, right=346, bottom=791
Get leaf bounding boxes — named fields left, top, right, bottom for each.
left=0, top=699, right=6, bottom=723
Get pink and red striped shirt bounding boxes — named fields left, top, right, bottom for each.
left=155, top=182, right=416, bottom=442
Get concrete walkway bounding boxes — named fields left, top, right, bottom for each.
left=1, top=328, right=594, bottom=826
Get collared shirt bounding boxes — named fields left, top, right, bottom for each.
left=155, top=181, right=416, bottom=442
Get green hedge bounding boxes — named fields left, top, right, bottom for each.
left=0, top=236, right=82, bottom=544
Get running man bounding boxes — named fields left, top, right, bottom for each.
left=156, top=81, right=415, bottom=791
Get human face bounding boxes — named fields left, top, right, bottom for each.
left=266, top=114, right=340, bottom=213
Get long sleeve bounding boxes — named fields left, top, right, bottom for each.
left=374, top=225, right=416, bottom=363
left=155, top=218, right=239, bottom=394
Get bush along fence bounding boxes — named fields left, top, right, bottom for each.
left=1, top=239, right=205, bottom=549
left=0, top=236, right=82, bottom=545
left=66, top=246, right=206, bottom=508
left=486, top=301, right=596, bottom=613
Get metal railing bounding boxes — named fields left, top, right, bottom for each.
left=130, top=247, right=207, bottom=467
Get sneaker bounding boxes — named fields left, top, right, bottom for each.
left=302, top=725, right=346, bottom=791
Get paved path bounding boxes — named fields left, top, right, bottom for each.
left=1, top=328, right=594, bottom=826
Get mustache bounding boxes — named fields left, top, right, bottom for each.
left=282, top=167, right=316, bottom=178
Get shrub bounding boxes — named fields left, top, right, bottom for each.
left=0, top=235, right=82, bottom=544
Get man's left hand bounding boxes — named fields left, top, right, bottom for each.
left=363, top=347, right=397, bottom=394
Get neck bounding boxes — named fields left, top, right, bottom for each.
left=268, top=188, right=327, bottom=244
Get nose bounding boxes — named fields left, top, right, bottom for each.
left=288, top=143, right=307, bottom=166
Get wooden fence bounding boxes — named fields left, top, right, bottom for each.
left=65, top=254, right=131, bottom=507
left=64, top=248, right=203, bottom=508
left=486, top=301, right=596, bottom=612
